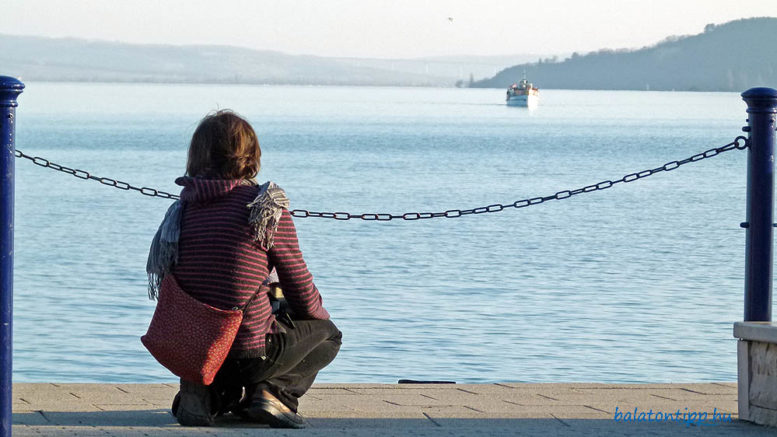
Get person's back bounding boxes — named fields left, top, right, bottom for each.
left=146, top=110, right=341, bottom=428
left=173, top=177, right=329, bottom=358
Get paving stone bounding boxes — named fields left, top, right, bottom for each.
left=429, top=417, right=563, bottom=429
left=496, top=382, right=683, bottom=390
left=345, top=387, right=473, bottom=396
left=676, top=383, right=739, bottom=395
left=113, top=383, right=178, bottom=394
left=373, top=393, right=463, bottom=407
left=311, top=383, right=393, bottom=389
left=12, top=411, right=51, bottom=426
left=492, top=393, right=586, bottom=406
left=92, top=403, right=159, bottom=412
left=36, top=409, right=173, bottom=427
left=11, top=382, right=777, bottom=436
left=307, top=417, right=433, bottom=427
left=307, top=387, right=363, bottom=396
left=301, top=395, right=378, bottom=411
left=27, top=402, right=102, bottom=412
left=427, top=405, right=554, bottom=419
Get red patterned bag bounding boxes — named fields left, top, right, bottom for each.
left=141, top=274, right=257, bottom=385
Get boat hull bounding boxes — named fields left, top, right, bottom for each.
left=506, top=94, right=538, bottom=108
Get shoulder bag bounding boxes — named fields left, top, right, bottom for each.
left=141, top=274, right=262, bottom=385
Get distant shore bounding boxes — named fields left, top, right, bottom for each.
left=10, top=79, right=748, bottom=92
left=7, top=17, right=775, bottom=93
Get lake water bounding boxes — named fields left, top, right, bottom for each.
left=10, top=83, right=762, bottom=384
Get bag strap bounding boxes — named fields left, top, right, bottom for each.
left=238, top=286, right=265, bottom=313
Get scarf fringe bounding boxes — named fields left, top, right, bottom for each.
left=146, top=240, right=179, bottom=300
left=146, top=201, right=183, bottom=300
left=148, top=273, right=162, bottom=301
left=247, top=182, right=290, bottom=250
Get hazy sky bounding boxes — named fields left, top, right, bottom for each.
left=1, top=0, right=775, bottom=58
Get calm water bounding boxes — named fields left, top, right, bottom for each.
left=11, top=83, right=762, bottom=383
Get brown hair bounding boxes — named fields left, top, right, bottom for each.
left=186, top=110, right=261, bottom=180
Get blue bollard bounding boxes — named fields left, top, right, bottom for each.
left=0, top=76, right=24, bottom=437
left=742, top=87, right=777, bottom=321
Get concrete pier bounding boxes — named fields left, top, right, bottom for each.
left=10, top=382, right=773, bottom=436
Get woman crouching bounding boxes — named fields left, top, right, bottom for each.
left=145, top=110, right=341, bottom=428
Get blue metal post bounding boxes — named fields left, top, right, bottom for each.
left=742, top=87, right=777, bottom=321
left=1, top=76, right=24, bottom=437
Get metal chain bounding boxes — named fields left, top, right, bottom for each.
left=290, top=136, right=749, bottom=220
left=13, top=149, right=181, bottom=200
left=14, top=135, right=748, bottom=219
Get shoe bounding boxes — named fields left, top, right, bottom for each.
left=174, top=380, right=215, bottom=427
left=243, top=390, right=306, bottom=429
left=171, top=392, right=181, bottom=417
left=214, top=384, right=244, bottom=417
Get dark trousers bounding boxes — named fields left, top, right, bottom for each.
left=213, top=318, right=342, bottom=412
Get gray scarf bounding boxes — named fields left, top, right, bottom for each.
left=146, top=181, right=289, bottom=300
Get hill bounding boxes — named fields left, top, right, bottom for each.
left=472, top=17, right=777, bottom=91
left=0, top=35, right=545, bottom=87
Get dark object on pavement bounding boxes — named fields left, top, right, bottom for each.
left=398, top=379, right=456, bottom=384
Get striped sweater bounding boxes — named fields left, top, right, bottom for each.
left=170, top=176, right=329, bottom=359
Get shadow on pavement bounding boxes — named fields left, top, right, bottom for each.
left=12, top=411, right=773, bottom=436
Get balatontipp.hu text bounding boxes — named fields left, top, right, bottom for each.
left=614, top=406, right=732, bottom=426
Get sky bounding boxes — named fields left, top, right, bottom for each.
left=1, top=0, right=776, bottom=59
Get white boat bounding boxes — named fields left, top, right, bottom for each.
left=506, top=78, right=539, bottom=108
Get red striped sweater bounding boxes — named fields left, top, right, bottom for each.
left=171, top=177, right=329, bottom=358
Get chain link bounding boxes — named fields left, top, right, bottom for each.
left=14, top=149, right=181, bottom=200
left=13, top=135, right=748, bottom=219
